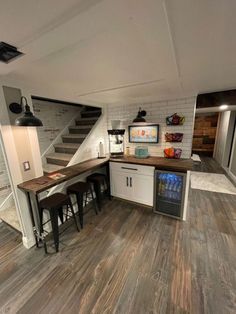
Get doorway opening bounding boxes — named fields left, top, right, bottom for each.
left=192, top=112, right=219, bottom=157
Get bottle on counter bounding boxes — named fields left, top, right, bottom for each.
left=98, top=142, right=105, bottom=158
left=126, top=146, right=130, bottom=156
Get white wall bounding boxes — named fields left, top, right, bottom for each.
left=214, top=111, right=231, bottom=165
left=229, top=129, right=236, bottom=182
left=107, top=97, right=196, bottom=158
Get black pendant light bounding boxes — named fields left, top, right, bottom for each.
left=132, top=107, right=147, bottom=123
left=14, top=96, right=43, bottom=127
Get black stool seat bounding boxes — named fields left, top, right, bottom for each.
left=87, top=172, right=106, bottom=179
left=39, top=192, right=79, bottom=253
left=67, top=181, right=98, bottom=228
left=87, top=173, right=109, bottom=210
left=40, top=193, right=71, bottom=209
left=67, top=182, right=91, bottom=194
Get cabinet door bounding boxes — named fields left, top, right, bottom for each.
left=110, top=170, right=131, bottom=200
left=132, top=174, right=154, bottom=206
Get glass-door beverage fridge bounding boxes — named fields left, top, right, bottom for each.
left=154, top=170, right=189, bottom=219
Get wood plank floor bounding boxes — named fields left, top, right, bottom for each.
left=0, top=158, right=236, bottom=313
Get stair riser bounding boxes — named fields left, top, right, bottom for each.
left=62, top=137, right=85, bottom=144
left=69, top=128, right=91, bottom=134
left=46, top=158, right=69, bottom=166
left=81, top=112, right=101, bottom=118
left=75, top=120, right=97, bottom=126
left=54, top=146, right=78, bottom=154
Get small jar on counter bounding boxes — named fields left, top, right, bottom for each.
left=126, top=146, right=130, bottom=156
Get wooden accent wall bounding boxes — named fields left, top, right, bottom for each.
left=192, top=113, right=219, bottom=156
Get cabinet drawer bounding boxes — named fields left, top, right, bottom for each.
left=110, top=162, right=154, bottom=176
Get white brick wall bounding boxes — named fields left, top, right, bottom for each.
left=32, top=100, right=81, bottom=155
left=107, top=97, right=196, bottom=158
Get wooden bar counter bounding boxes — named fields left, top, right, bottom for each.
left=18, top=157, right=109, bottom=194
left=17, top=157, right=110, bottom=250
left=109, top=156, right=193, bottom=173
left=17, top=155, right=193, bottom=249
left=18, top=156, right=193, bottom=194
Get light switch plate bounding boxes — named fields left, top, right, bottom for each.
left=23, top=161, right=30, bottom=171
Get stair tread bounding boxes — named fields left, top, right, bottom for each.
left=62, top=134, right=87, bottom=138
left=75, top=117, right=98, bottom=122
left=82, top=110, right=101, bottom=114
left=46, top=153, right=73, bottom=161
left=54, top=143, right=80, bottom=148
left=43, top=164, right=65, bottom=174
left=69, top=125, right=93, bottom=129
left=81, top=110, right=101, bottom=117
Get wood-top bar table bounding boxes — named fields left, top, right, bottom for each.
left=18, top=157, right=109, bottom=250
left=18, top=155, right=193, bottom=250
left=109, top=156, right=193, bottom=173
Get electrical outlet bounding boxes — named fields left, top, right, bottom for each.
left=23, top=161, right=30, bottom=171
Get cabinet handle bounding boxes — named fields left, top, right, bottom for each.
left=130, top=177, right=132, bottom=187
left=121, top=167, right=138, bottom=171
left=126, top=177, right=129, bottom=186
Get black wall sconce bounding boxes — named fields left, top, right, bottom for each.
left=9, top=96, right=43, bottom=127
left=132, top=107, right=147, bottom=123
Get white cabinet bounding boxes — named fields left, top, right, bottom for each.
left=132, top=174, right=154, bottom=206
left=110, top=162, right=154, bottom=206
left=110, top=170, right=130, bottom=200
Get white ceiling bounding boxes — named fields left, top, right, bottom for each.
left=0, top=0, right=236, bottom=105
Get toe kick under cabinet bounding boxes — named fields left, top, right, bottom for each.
left=109, top=162, right=154, bottom=206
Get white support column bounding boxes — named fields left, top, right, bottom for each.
left=0, top=85, right=43, bottom=248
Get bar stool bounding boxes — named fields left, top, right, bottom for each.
left=39, top=193, right=79, bottom=253
left=86, top=173, right=109, bottom=210
left=67, top=181, right=98, bottom=228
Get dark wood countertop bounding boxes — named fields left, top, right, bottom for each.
left=109, top=156, right=193, bottom=173
left=17, top=157, right=109, bottom=194
left=18, top=155, right=193, bottom=195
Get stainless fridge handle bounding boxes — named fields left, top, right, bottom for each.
left=126, top=177, right=129, bottom=186
left=130, top=177, right=132, bottom=187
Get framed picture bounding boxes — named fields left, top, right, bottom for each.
left=128, top=124, right=159, bottom=143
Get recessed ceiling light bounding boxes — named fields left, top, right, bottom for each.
left=219, top=104, right=228, bottom=110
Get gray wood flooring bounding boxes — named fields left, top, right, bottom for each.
left=0, top=158, right=236, bottom=313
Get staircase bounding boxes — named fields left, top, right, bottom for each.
left=43, top=107, right=101, bottom=175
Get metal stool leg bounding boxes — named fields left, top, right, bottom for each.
left=76, top=193, right=84, bottom=228
left=58, top=207, right=64, bottom=224
left=93, top=182, right=102, bottom=211
left=68, top=198, right=80, bottom=232
left=84, top=191, right=88, bottom=207
left=90, top=185, right=98, bottom=215
left=49, top=209, right=59, bottom=252
left=39, top=207, right=48, bottom=254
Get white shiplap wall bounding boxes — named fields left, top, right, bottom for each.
left=107, top=97, right=196, bottom=158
